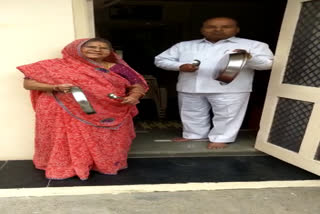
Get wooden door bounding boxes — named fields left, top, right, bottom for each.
left=255, top=0, right=320, bottom=175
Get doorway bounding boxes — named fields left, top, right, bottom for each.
left=93, top=0, right=287, bottom=156
left=94, top=0, right=287, bottom=127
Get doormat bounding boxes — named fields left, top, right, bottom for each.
left=0, top=156, right=318, bottom=189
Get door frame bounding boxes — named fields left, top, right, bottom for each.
left=72, top=0, right=95, bottom=38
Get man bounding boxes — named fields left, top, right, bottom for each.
left=154, top=17, right=274, bottom=149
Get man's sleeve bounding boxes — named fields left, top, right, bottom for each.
left=246, top=42, right=274, bottom=70
left=154, top=43, right=185, bottom=71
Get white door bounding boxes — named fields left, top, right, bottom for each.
left=255, top=0, right=320, bottom=176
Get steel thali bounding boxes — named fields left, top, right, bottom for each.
left=215, top=52, right=249, bottom=84
left=70, top=87, right=96, bottom=114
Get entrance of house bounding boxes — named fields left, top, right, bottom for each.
left=93, top=0, right=287, bottom=127
left=91, top=0, right=320, bottom=175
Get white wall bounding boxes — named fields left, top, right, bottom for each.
left=0, top=0, right=80, bottom=160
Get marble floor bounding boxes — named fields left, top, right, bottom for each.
left=130, top=120, right=262, bottom=158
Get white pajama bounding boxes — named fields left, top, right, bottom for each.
left=154, top=37, right=274, bottom=143
left=178, top=92, right=250, bottom=143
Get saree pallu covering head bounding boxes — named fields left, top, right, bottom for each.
left=17, top=38, right=148, bottom=180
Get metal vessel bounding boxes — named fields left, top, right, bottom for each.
left=216, top=52, right=249, bottom=84
left=70, top=87, right=96, bottom=114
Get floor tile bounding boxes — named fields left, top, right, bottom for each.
left=49, top=156, right=319, bottom=187
left=0, top=161, right=48, bottom=189
left=130, top=128, right=261, bottom=158
left=0, top=161, right=6, bottom=170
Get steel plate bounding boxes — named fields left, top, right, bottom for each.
left=215, top=52, right=249, bottom=84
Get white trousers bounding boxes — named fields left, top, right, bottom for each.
left=178, top=92, right=250, bottom=143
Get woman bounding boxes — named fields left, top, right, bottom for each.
left=17, top=38, right=148, bottom=180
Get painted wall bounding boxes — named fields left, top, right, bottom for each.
left=0, top=0, right=76, bottom=160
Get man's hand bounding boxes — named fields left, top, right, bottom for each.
left=179, top=64, right=199, bottom=72
left=233, top=49, right=252, bottom=59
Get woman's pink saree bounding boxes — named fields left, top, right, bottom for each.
left=17, top=39, right=148, bottom=180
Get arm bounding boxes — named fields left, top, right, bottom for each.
left=121, top=84, right=146, bottom=105
left=154, top=43, right=186, bottom=71
left=23, top=79, right=73, bottom=93
left=154, top=43, right=198, bottom=72
left=245, top=42, right=274, bottom=70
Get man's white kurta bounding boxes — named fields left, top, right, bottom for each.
left=154, top=37, right=274, bottom=93
left=154, top=37, right=274, bottom=142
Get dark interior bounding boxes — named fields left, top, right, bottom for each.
left=94, top=0, right=288, bottom=129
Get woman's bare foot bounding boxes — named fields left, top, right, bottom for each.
left=207, top=142, right=228, bottom=149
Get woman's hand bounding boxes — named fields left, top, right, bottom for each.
left=121, top=96, right=140, bottom=105
left=120, top=84, right=146, bottom=105
left=53, top=84, right=74, bottom=93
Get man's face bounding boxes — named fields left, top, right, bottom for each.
left=201, top=18, right=240, bottom=42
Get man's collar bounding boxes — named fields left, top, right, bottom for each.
left=199, top=37, right=239, bottom=43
